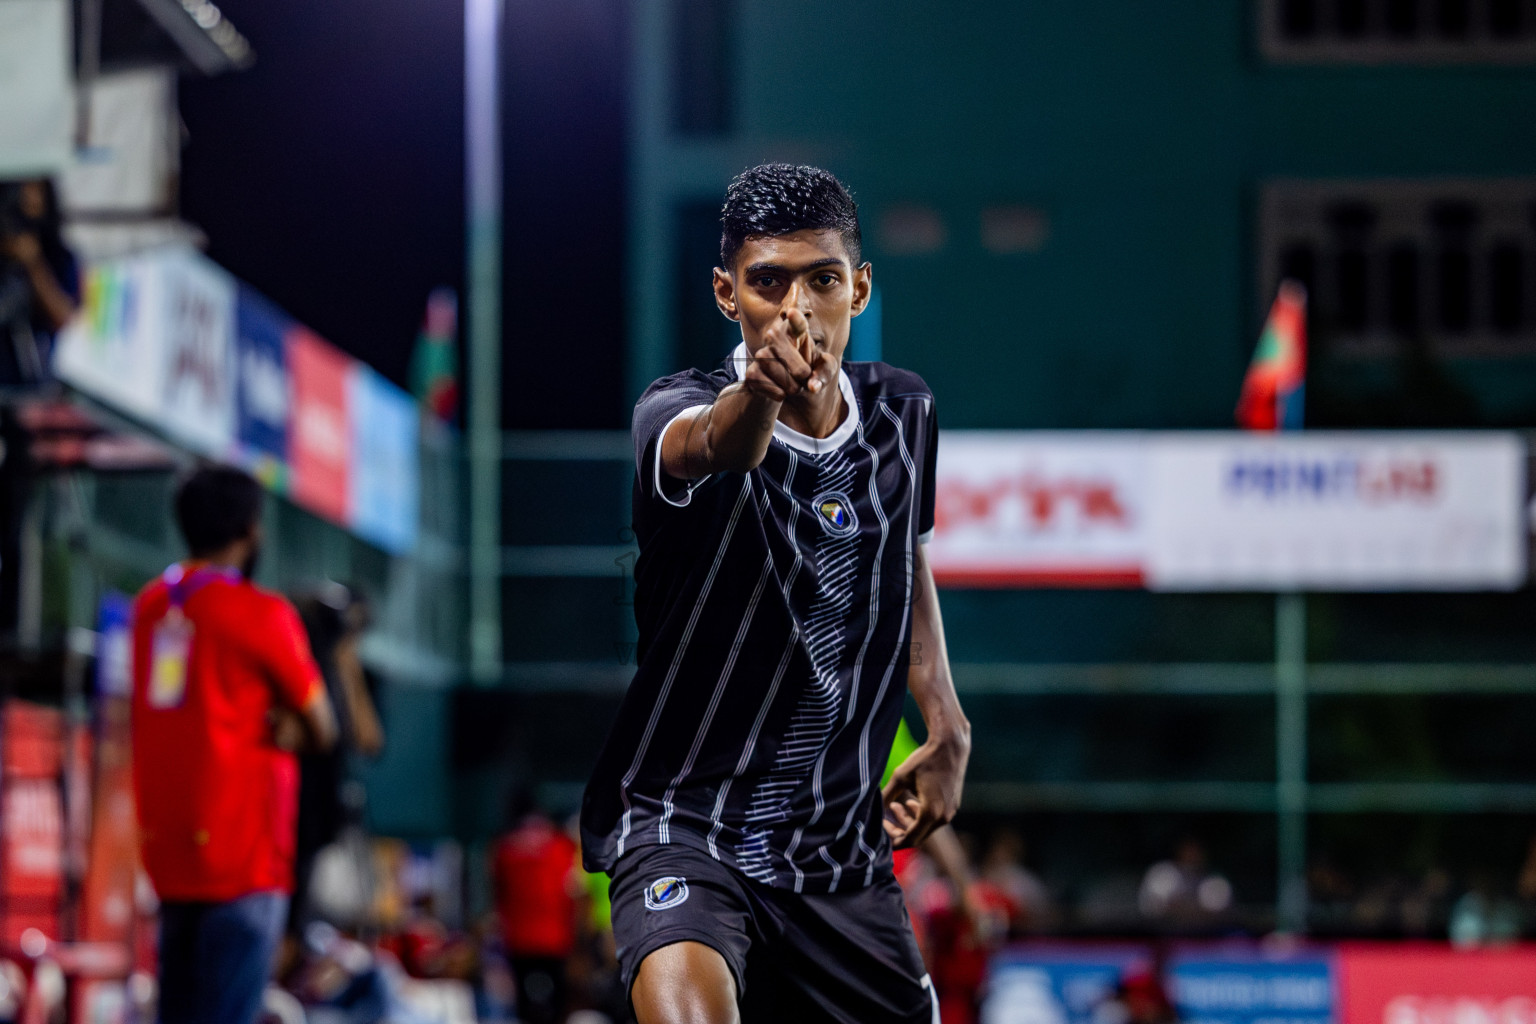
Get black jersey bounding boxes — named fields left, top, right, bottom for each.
left=581, top=344, right=938, bottom=894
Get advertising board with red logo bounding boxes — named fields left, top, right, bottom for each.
left=287, top=325, right=353, bottom=527
left=1, top=702, right=64, bottom=944
left=928, top=433, right=1148, bottom=587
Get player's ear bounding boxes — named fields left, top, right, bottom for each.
left=850, top=262, right=873, bottom=318
left=713, top=267, right=740, bottom=322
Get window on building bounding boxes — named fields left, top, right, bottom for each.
left=1261, top=0, right=1536, bottom=60
left=1258, top=180, right=1536, bottom=356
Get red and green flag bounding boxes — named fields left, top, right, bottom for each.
left=1236, top=280, right=1307, bottom=431
left=410, top=287, right=460, bottom=424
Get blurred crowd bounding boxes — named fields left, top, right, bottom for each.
left=246, top=820, right=1536, bottom=1024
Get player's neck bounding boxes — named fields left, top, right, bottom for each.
left=778, top=377, right=847, bottom=439
left=185, top=540, right=248, bottom=576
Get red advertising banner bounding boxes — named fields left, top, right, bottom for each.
left=928, top=433, right=1148, bottom=587
left=1, top=702, right=64, bottom=943
left=78, top=698, right=138, bottom=946
left=1338, top=944, right=1536, bottom=1024
left=287, top=326, right=353, bottom=525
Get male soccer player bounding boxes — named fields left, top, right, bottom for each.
left=582, top=163, right=970, bottom=1024
left=132, top=466, right=337, bottom=1024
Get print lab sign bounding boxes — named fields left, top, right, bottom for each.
left=1145, top=434, right=1526, bottom=590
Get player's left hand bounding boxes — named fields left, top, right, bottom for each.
left=881, top=734, right=968, bottom=849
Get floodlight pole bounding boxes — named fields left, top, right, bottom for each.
left=466, top=0, right=503, bottom=683
left=1275, top=591, right=1308, bottom=933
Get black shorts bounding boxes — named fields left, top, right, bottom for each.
left=610, top=845, right=937, bottom=1024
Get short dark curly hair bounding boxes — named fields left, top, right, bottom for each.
left=720, top=163, right=862, bottom=271
left=175, top=464, right=264, bottom=557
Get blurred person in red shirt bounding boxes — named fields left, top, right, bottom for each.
left=132, top=466, right=337, bottom=1024
left=980, top=828, right=1054, bottom=934
left=492, top=790, right=580, bottom=1024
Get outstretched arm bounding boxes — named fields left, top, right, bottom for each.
left=883, top=543, right=970, bottom=849
left=660, top=309, right=831, bottom=479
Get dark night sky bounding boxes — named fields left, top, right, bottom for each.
left=178, top=0, right=627, bottom=428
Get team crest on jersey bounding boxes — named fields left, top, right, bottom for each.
left=644, top=876, right=689, bottom=911
left=812, top=490, right=858, bottom=537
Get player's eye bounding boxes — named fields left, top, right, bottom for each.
left=754, top=276, right=778, bottom=288
left=816, top=274, right=838, bottom=286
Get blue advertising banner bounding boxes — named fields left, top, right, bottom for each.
left=94, top=591, right=133, bottom=699
left=1167, top=949, right=1335, bottom=1024
left=234, top=286, right=292, bottom=486
left=349, top=364, right=420, bottom=555
left=983, top=946, right=1151, bottom=1024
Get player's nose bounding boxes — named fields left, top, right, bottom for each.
left=782, top=279, right=812, bottom=317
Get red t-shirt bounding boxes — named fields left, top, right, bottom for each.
left=131, top=566, right=322, bottom=903
left=493, top=818, right=578, bottom=958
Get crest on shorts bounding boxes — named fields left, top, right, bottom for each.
left=812, top=490, right=858, bottom=537
left=644, top=875, right=690, bottom=911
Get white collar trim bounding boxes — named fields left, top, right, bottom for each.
left=726, top=341, right=860, bottom=455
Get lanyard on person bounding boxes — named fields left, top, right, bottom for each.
left=147, top=563, right=241, bottom=709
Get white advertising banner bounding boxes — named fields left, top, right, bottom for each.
left=927, top=431, right=1527, bottom=591
left=1144, top=433, right=1527, bottom=591
left=156, top=250, right=236, bottom=456
left=928, top=432, right=1148, bottom=586
left=54, top=247, right=237, bottom=458
left=54, top=252, right=167, bottom=425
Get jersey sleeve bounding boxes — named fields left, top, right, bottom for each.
left=633, top=371, right=721, bottom=508
left=258, top=597, right=324, bottom=710
left=918, top=396, right=938, bottom=544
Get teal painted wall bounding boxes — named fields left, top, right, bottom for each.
left=650, top=1, right=1536, bottom=428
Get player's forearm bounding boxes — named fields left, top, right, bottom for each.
left=666, top=382, right=781, bottom=478
left=22, top=257, right=76, bottom=330
left=923, top=825, right=977, bottom=898
left=909, top=548, right=970, bottom=753
left=301, top=688, right=340, bottom=753
left=910, top=660, right=969, bottom=752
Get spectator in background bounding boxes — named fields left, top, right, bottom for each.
left=492, top=790, right=580, bottom=1024
left=568, top=823, right=628, bottom=1024
left=0, top=179, right=76, bottom=646
left=132, top=465, right=338, bottom=1024
left=0, top=179, right=77, bottom=384
left=1093, top=964, right=1178, bottom=1024
left=1449, top=870, right=1521, bottom=948
left=979, top=828, right=1054, bottom=934
left=289, top=582, right=385, bottom=941
left=1138, top=838, right=1232, bottom=929
left=1517, top=835, right=1536, bottom=935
